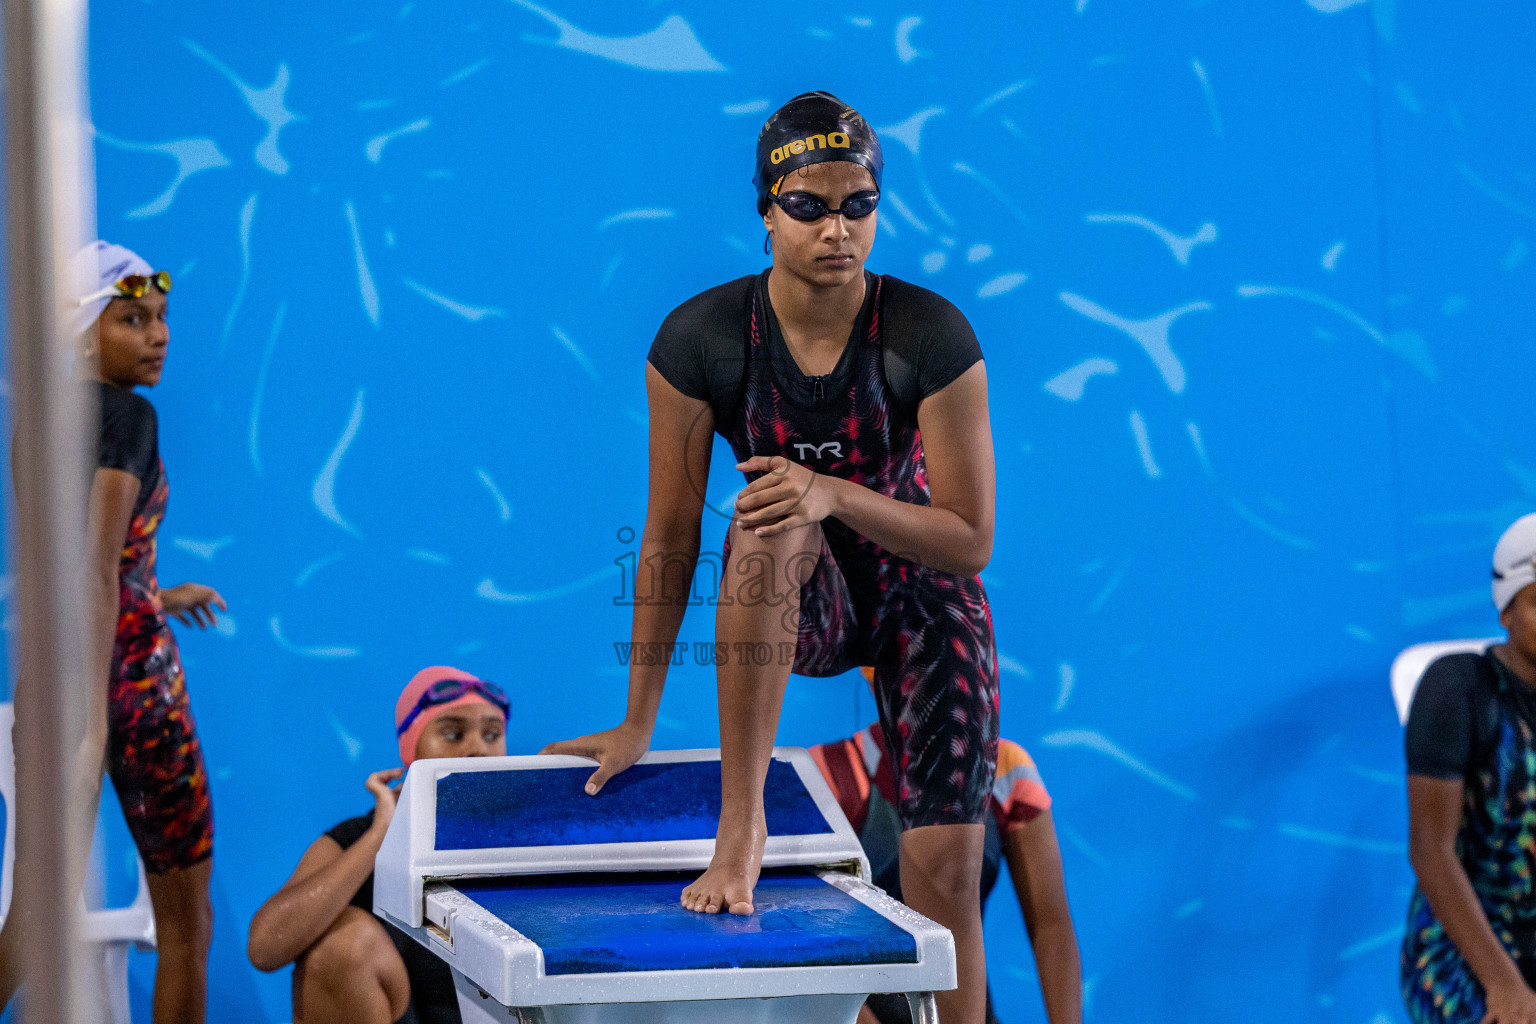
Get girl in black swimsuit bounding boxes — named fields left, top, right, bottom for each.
left=547, top=93, right=1002, bottom=1024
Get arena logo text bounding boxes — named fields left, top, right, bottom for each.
left=769, top=132, right=851, bottom=164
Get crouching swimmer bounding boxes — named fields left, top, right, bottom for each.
left=248, top=667, right=509, bottom=1024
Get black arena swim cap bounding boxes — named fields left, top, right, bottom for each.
left=753, top=91, right=883, bottom=215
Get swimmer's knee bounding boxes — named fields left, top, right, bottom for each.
left=302, top=907, right=405, bottom=993
left=731, top=518, right=822, bottom=557
left=296, top=910, right=410, bottom=1024
left=726, top=522, right=824, bottom=603
left=159, top=917, right=213, bottom=961
left=147, top=863, right=214, bottom=955
left=756, top=521, right=824, bottom=574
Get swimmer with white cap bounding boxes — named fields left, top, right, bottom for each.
left=1402, top=513, right=1536, bottom=1024
left=0, top=241, right=227, bottom=1023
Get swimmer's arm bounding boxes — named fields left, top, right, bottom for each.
left=741, top=361, right=994, bottom=576
left=247, top=769, right=403, bottom=971
left=542, top=364, right=712, bottom=792
left=82, top=468, right=140, bottom=753
left=246, top=835, right=370, bottom=971
left=628, top=364, right=712, bottom=727
left=1408, top=774, right=1531, bottom=998
left=1004, top=810, right=1082, bottom=1024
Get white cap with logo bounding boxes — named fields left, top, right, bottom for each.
left=1493, top=513, right=1536, bottom=613
left=70, top=240, right=152, bottom=337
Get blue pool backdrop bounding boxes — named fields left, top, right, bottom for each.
left=2, top=1, right=1534, bottom=1021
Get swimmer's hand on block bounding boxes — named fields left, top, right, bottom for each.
left=541, top=721, right=651, bottom=795
left=541, top=729, right=760, bottom=917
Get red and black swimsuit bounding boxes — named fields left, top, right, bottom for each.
left=96, top=381, right=212, bottom=873
left=649, top=270, right=1000, bottom=828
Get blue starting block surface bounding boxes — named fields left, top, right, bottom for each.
left=449, top=868, right=919, bottom=975
left=376, top=752, right=957, bottom=1013
left=435, top=758, right=832, bottom=850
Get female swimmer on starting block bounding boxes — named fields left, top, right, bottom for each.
left=248, top=666, right=509, bottom=1024
left=546, top=91, right=1002, bottom=1024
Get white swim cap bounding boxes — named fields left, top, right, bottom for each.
left=1493, top=513, right=1536, bottom=613
left=69, top=240, right=152, bottom=337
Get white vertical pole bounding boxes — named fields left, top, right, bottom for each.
left=3, top=0, right=96, bottom=1020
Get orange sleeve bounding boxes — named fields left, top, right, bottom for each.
left=809, top=737, right=873, bottom=834
left=992, top=738, right=1051, bottom=834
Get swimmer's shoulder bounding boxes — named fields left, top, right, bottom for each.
left=650, top=275, right=758, bottom=404
left=658, top=274, right=758, bottom=338
left=94, top=383, right=159, bottom=480
left=994, top=737, right=1034, bottom=775
left=876, top=275, right=983, bottom=404
left=323, top=810, right=377, bottom=850
left=1418, top=651, right=1498, bottom=702
left=877, top=275, right=977, bottom=338
left=96, top=381, right=158, bottom=434
left=993, top=736, right=1052, bottom=827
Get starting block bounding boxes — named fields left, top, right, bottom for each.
left=374, top=748, right=955, bottom=1023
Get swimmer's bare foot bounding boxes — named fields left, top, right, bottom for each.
left=681, top=811, right=766, bottom=916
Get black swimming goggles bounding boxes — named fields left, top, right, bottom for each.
left=771, top=190, right=881, bottom=222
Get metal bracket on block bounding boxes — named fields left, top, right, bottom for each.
left=425, top=890, right=457, bottom=954
left=905, top=991, right=939, bottom=1024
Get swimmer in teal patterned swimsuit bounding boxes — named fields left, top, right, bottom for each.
left=1403, top=513, right=1536, bottom=1024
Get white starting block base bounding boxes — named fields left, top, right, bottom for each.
left=453, top=981, right=881, bottom=1024
left=376, top=750, right=955, bottom=1024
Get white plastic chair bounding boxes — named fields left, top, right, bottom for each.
left=0, top=703, right=156, bottom=1023
left=1390, top=638, right=1501, bottom=726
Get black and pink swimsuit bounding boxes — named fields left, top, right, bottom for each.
left=649, top=270, right=1000, bottom=828
left=96, top=381, right=213, bottom=873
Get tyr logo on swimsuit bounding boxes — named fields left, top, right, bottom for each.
left=792, top=441, right=843, bottom=461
